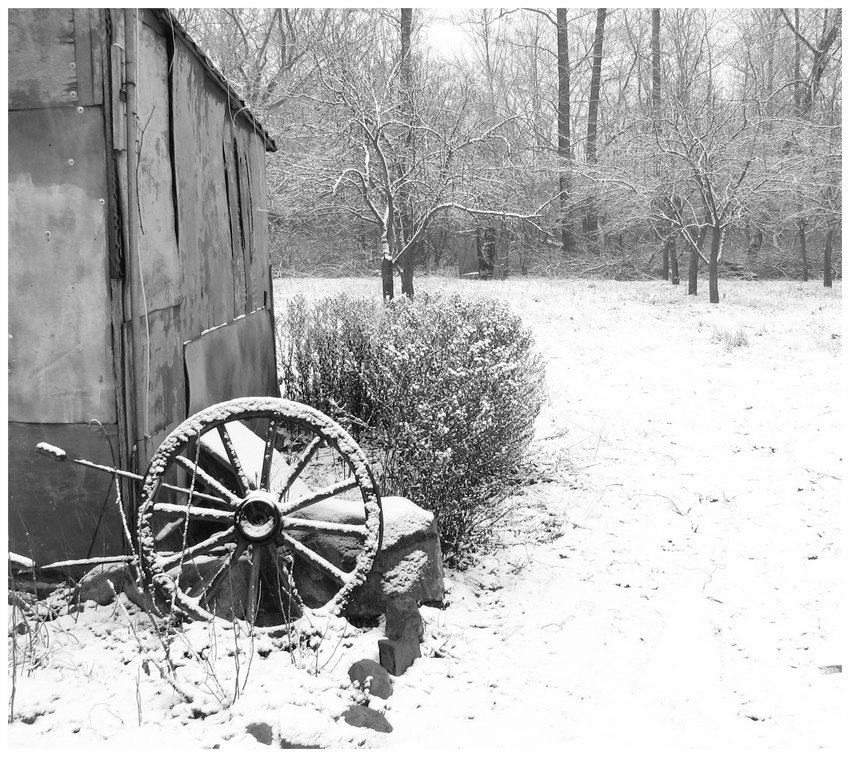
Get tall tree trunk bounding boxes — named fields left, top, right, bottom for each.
left=799, top=220, right=808, bottom=281
left=746, top=225, right=763, bottom=266
left=823, top=225, right=833, bottom=288
left=556, top=9, right=573, bottom=254
left=662, top=239, right=669, bottom=281
left=584, top=8, right=607, bottom=236
left=688, top=223, right=708, bottom=296
left=793, top=8, right=802, bottom=114
left=708, top=225, right=722, bottom=304
left=668, top=233, right=679, bottom=285
left=381, top=235, right=394, bottom=300
left=651, top=9, right=661, bottom=120
left=399, top=8, right=415, bottom=297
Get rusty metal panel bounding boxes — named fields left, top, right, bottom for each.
left=222, top=121, right=248, bottom=314
left=8, top=9, right=79, bottom=110
left=72, top=8, right=103, bottom=107
left=8, top=107, right=116, bottom=424
left=237, top=127, right=272, bottom=309
left=133, top=22, right=181, bottom=312
left=172, top=44, right=236, bottom=336
left=184, top=309, right=278, bottom=415
left=8, top=422, right=126, bottom=566
left=126, top=304, right=186, bottom=443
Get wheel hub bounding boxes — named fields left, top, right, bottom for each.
left=235, top=491, right=282, bottom=543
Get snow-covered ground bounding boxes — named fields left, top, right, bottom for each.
left=7, top=278, right=845, bottom=753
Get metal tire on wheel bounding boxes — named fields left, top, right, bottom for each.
left=136, top=397, right=382, bottom=631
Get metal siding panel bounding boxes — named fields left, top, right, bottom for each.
left=172, top=45, right=236, bottom=337
left=8, top=107, right=116, bottom=424
left=8, top=422, right=126, bottom=566
left=8, top=9, right=79, bottom=110
left=134, top=23, right=181, bottom=312
left=184, top=309, right=278, bottom=414
left=132, top=304, right=185, bottom=443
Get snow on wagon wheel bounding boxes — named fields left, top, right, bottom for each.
left=137, top=397, right=382, bottom=632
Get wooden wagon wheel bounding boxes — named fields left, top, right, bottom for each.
left=137, top=397, right=382, bottom=631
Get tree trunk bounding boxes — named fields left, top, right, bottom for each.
left=793, top=8, right=801, bottom=114
left=708, top=225, right=721, bottom=304
left=556, top=9, right=573, bottom=254
left=746, top=225, right=763, bottom=266
left=688, top=246, right=699, bottom=295
left=584, top=8, right=607, bottom=235
left=668, top=234, right=679, bottom=285
left=799, top=220, right=808, bottom=281
left=823, top=225, right=833, bottom=288
left=381, top=236, right=394, bottom=300
left=662, top=242, right=669, bottom=281
left=399, top=8, right=415, bottom=297
left=651, top=9, right=661, bottom=119
left=688, top=224, right=708, bottom=296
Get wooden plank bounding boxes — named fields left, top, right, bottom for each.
left=8, top=9, right=79, bottom=109
left=8, top=422, right=126, bottom=567
left=8, top=107, right=115, bottom=424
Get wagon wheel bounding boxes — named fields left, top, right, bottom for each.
left=137, top=397, right=382, bottom=632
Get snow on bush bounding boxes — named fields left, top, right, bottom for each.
left=277, top=293, right=546, bottom=563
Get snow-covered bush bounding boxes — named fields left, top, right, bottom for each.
left=277, top=293, right=546, bottom=563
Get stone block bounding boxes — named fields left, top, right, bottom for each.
left=378, top=633, right=421, bottom=676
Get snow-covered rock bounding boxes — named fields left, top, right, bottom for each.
left=292, top=496, right=445, bottom=618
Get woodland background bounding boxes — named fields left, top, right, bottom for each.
left=175, top=7, right=841, bottom=295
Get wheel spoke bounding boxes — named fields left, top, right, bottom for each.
left=218, top=424, right=250, bottom=497
left=260, top=419, right=279, bottom=490
left=159, top=482, right=230, bottom=506
left=278, top=531, right=350, bottom=586
left=277, top=435, right=323, bottom=498
left=175, top=455, right=240, bottom=506
left=279, top=476, right=360, bottom=516
left=282, top=516, right=367, bottom=538
left=246, top=546, right=262, bottom=624
left=157, top=527, right=236, bottom=571
left=192, top=540, right=248, bottom=605
left=152, top=502, right=234, bottom=525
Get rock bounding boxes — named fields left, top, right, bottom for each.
left=348, top=659, right=393, bottom=699
left=76, top=563, right=127, bottom=605
left=291, top=496, right=444, bottom=618
left=340, top=705, right=393, bottom=733
left=378, top=634, right=421, bottom=676
left=73, top=562, right=158, bottom=614
left=384, top=597, right=424, bottom=643
left=245, top=721, right=274, bottom=745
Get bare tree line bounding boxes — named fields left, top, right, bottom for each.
left=176, top=7, right=841, bottom=300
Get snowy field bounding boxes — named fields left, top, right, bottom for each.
left=8, top=277, right=845, bottom=753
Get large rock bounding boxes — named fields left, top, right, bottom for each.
left=291, top=496, right=444, bottom=618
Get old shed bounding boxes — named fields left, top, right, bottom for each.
left=8, top=9, right=279, bottom=565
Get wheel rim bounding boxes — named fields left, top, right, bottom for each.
left=137, top=398, right=382, bottom=631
